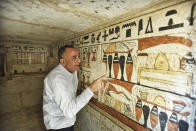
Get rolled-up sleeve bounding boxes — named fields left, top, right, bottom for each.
left=51, top=78, right=94, bottom=118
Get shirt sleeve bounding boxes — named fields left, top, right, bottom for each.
left=51, top=77, right=94, bottom=118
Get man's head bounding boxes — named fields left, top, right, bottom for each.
left=58, top=45, right=80, bottom=73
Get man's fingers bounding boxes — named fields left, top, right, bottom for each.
left=101, top=74, right=107, bottom=80
left=97, top=74, right=107, bottom=81
left=90, top=75, right=107, bottom=92
left=99, top=81, right=104, bottom=90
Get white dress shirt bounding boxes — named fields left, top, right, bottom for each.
left=43, top=64, right=94, bottom=129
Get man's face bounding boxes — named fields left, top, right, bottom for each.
left=60, top=48, right=80, bottom=73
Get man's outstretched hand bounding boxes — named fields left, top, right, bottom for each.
left=89, top=75, right=107, bottom=93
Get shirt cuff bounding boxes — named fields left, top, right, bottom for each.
left=85, top=87, right=94, bottom=98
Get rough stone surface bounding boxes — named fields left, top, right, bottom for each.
left=75, top=105, right=124, bottom=131
left=0, top=75, right=46, bottom=131
left=0, top=105, right=46, bottom=131
left=0, top=94, right=22, bottom=114
left=0, top=0, right=161, bottom=44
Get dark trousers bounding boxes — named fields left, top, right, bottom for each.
left=49, top=125, right=74, bottom=131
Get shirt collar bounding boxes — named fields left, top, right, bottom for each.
left=59, top=63, right=76, bottom=77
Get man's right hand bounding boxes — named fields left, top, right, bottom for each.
left=89, top=75, right=107, bottom=93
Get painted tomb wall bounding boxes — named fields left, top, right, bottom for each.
left=0, top=42, right=49, bottom=77
left=59, top=1, right=196, bottom=130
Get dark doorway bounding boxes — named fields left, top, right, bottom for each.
left=0, top=53, right=5, bottom=77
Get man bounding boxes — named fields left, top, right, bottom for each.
left=43, top=45, right=106, bottom=131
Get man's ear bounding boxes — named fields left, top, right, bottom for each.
left=60, top=58, right=66, bottom=66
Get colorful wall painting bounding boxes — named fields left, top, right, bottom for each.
left=97, top=81, right=195, bottom=131
left=64, top=1, right=196, bottom=130
left=77, top=45, right=99, bottom=70
left=101, top=36, right=194, bottom=96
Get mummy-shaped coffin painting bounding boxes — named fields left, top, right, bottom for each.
left=102, top=41, right=137, bottom=82
left=98, top=78, right=195, bottom=130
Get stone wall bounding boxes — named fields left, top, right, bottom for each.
left=62, top=0, right=196, bottom=131
left=0, top=40, right=58, bottom=131
left=0, top=75, right=46, bottom=131
left=75, top=104, right=128, bottom=131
